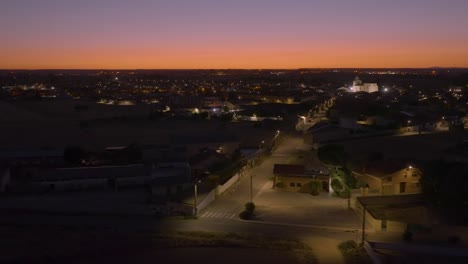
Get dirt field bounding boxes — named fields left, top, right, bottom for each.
left=1, top=227, right=316, bottom=264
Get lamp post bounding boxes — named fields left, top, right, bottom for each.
left=250, top=174, right=254, bottom=203
left=361, top=204, right=367, bottom=245
left=193, top=180, right=200, bottom=216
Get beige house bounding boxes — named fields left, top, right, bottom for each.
left=356, top=194, right=437, bottom=233
left=273, top=164, right=329, bottom=192
left=353, top=161, right=421, bottom=195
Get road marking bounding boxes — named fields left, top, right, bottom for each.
left=200, top=211, right=237, bottom=220
left=214, top=213, right=223, bottom=218
left=272, top=153, right=288, bottom=157
left=205, top=212, right=214, bottom=217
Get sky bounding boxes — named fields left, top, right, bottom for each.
left=1, top=0, right=468, bottom=69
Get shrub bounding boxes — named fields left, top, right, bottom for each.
left=338, top=240, right=372, bottom=264
left=331, top=178, right=344, bottom=193
left=310, top=180, right=322, bottom=194
left=275, top=182, right=285, bottom=188
left=299, top=180, right=322, bottom=195
left=245, top=202, right=255, bottom=213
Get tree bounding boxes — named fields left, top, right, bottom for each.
left=317, top=144, right=347, bottom=167
left=310, top=180, right=322, bottom=196
left=331, top=178, right=344, bottom=193
left=341, top=166, right=357, bottom=189
left=420, top=161, right=468, bottom=225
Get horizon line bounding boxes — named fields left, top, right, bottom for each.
left=1, top=66, right=468, bottom=71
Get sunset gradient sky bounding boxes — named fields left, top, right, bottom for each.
left=2, top=0, right=468, bottom=69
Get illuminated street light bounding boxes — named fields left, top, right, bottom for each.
left=384, top=88, right=388, bottom=92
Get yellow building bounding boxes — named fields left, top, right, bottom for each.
left=273, top=164, right=329, bottom=192
left=353, top=161, right=421, bottom=196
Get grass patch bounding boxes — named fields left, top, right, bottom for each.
left=142, top=231, right=318, bottom=263
left=338, top=240, right=372, bottom=264
left=2, top=225, right=317, bottom=264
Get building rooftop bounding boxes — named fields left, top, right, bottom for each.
left=273, top=164, right=305, bottom=175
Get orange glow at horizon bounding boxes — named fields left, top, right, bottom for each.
left=3, top=1, right=468, bottom=69
left=3, top=42, right=468, bottom=69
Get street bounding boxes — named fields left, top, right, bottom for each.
left=0, top=134, right=361, bottom=264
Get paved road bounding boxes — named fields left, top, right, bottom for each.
left=194, top=134, right=358, bottom=263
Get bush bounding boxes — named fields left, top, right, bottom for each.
left=299, top=180, right=322, bottom=195
left=245, top=202, right=255, bottom=213
left=338, top=240, right=372, bottom=264
left=275, top=182, right=285, bottom=188
left=338, top=240, right=358, bottom=253
left=331, top=178, right=344, bottom=193
left=310, top=180, right=322, bottom=195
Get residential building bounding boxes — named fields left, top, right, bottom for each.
left=272, top=164, right=329, bottom=192
left=353, top=161, right=421, bottom=195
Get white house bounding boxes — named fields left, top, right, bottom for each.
left=351, top=76, right=378, bottom=93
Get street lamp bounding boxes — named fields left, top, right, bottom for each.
left=361, top=204, right=367, bottom=245
left=250, top=174, right=254, bottom=203
left=193, top=180, right=201, bottom=216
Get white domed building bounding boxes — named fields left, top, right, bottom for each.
left=350, top=76, right=378, bottom=93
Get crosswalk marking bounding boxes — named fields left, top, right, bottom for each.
left=199, top=211, right=237, bottom=220
left=272, top=153, right=288, bottom=157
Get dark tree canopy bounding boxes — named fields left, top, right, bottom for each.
left=317, top=144, right=347, bottom=166
left=420, top=161, right=468, bottom=225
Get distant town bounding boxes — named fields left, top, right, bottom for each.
left=1, top=68, right=467, bottom=263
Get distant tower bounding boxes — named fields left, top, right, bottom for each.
left=351, top=76, right=362, bottom=92
left=353, top=76, right=362, bottom=87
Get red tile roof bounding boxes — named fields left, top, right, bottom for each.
left=273, top=164, right=305, bottom=175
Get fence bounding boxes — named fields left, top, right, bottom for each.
left=196, top=189, right=216, bottom=212
left=217, top=173, right=240, bottom=195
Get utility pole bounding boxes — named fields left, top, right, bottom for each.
left=193, top=182, right=198, bottom=216
left=250, top=174, right=253, bottom=203
left=361, top=204, right=366, bottom=245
